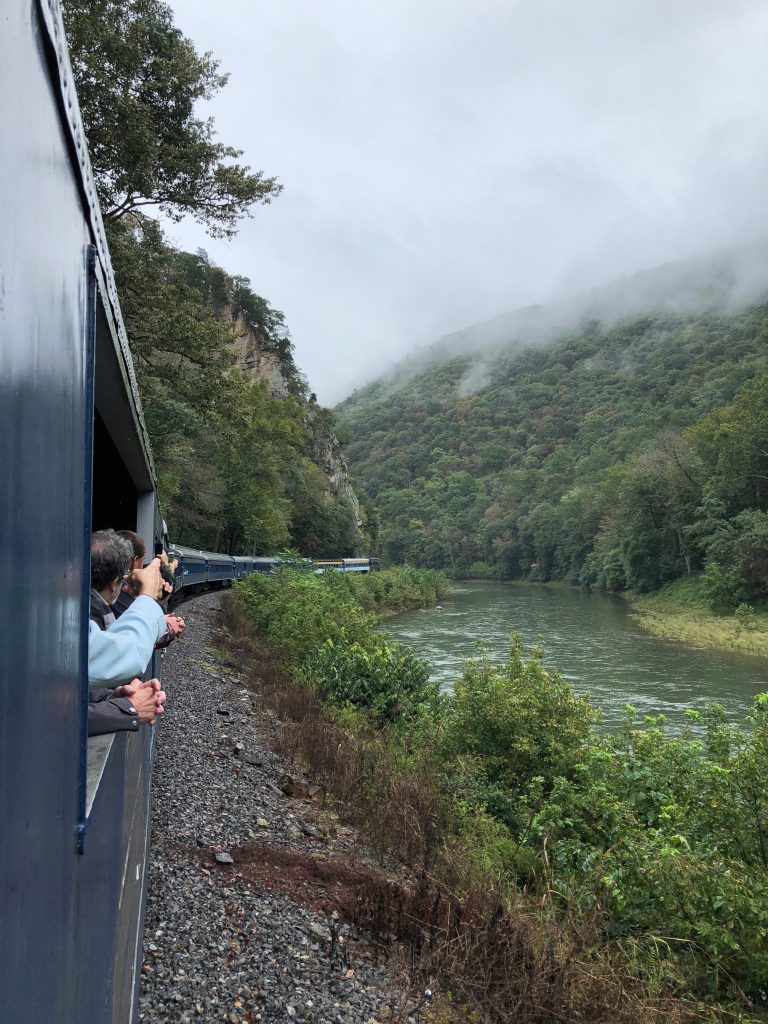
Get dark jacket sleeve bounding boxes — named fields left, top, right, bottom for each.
left=88, top=690, right=141, bottom=736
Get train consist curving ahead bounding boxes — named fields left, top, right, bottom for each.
left=168, top=550, right=380, bottom=593
left=0, top=3, right=373, bottom=1021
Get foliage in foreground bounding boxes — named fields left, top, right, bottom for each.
left=230, top=570, right=768, bottom=1013
left=451, top=678, right=768, bottom=1008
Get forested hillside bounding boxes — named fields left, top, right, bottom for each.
left=337, top=292, right=768, bottom=603
left=64, top=0, right=363, bottom=556
left=107, top=217, right=362, bottom=555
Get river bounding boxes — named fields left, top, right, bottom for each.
left=381, top=581, right=768, bottom=729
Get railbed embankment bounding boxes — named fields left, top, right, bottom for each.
left=140, top=591, right=425, bottom=1024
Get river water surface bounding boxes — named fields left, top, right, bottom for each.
left=381, top=581, right=768, bottom=729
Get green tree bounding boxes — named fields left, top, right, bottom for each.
left=64, top=0, right=281, bottom=236
left=705, top=509, right=768, bottom=605
left=692, top=375, right=768, bottom=514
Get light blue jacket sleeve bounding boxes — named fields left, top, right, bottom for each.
left=88, top=596, right=167, bottom=687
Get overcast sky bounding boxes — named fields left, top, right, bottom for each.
left=166, top=0, right=768, bottom=404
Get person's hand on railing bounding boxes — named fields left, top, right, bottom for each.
left=164, top=614, right=185, bottom=638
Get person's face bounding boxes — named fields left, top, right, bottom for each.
left=132, top=554, right=144, bottom=573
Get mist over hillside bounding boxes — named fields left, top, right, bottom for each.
left=341, top=242, right=768, bottom=405
left=335, top=248, right=768, bottom=590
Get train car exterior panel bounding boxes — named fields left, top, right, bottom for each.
left=172, top=546, right=208, bottom=587
left=233, top=556, right=250, bottom=579
left=206, top=552, right=236, bottom=582
left=0, top=3, right=94, bottom=1019
left=1, top=4, right=161, bottom=1021
left=74, top=727, right=154, bottom=1020
left=252, top=556, right=280, bottom=574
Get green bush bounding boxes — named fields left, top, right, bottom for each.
left=232, top=564, right=377, bottom=669
left=440, top=637, right=599, bottom=830
left=734, top=602, right=758, bottom=631
left=232, top=561, right=449, bottom=674
left=702, top=559, right=749, bottom=611
left=310, top=565, right=449, bottom=613
left=302, top=636, right=437, bottom=725
left=435, top=640, right=768, bottom=1000
left=517, top=702, right=768, bottom=999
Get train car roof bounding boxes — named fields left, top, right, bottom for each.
left=38, top=0, right=156, bottom=489
left=172, top=545, right=208, bottom=559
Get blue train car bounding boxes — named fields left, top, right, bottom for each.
left=1, top=3, right=162, bottom=1021
left=171, top=550, right=279, bottom=593
left=233, top=555, right=255, bottom=579
left=172, top=545, right=208, bottom=589
left=206, top=551, right=236, bottom=583
left=253, top=556, right=281, bottom=574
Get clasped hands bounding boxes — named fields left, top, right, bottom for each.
left=113, top=677, right=167, bottom=725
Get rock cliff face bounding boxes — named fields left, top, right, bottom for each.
left=227, top=308, right=364, bottom=543
left=310, top=421, right=363, bottom=529
left=229, top=310, right=291, bottom=398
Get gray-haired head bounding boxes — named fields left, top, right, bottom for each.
left=116, top=528, right=147, bottom=562
left=91, top=529, right=133, bottom=591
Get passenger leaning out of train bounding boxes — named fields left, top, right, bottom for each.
left=88, top=530, right=168, bottom=736
left=114, top=529, right=185, bottom=646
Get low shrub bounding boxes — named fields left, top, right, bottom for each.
left=441, top=637, right=599, bottom=822
left=301, top=636, right=437, bottom=725
left=232, top=564, right=377, bottom=669
left=734, top=602, right=758, bottom=631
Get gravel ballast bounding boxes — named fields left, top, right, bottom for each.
left=139, top=592, right=425, bottom=1024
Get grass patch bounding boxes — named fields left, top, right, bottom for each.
left=630, top=576, right=768, bottom=656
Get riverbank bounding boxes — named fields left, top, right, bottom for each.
left=627, top=576, right=768, bottom=657
left=225, top=567, right=768, bottom=1020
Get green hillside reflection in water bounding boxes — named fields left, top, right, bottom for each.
left=381, top=581, right=768, bottom=729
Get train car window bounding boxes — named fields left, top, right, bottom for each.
left=85, top=735, right=115, bottom=817
left=80, top=272, right=157, bottom=845
left=92, top=410, right=137, bottom=531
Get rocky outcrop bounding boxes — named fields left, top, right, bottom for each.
left=227, top=305, right=364, bottom=542
left=311, top=423, right=363, bottom=529
left=229, top=309, right=291, bottom=398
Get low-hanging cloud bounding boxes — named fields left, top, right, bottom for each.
left=456, top=360, right=493, bottom=398
left=165, top=0, right=768, bottom=404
